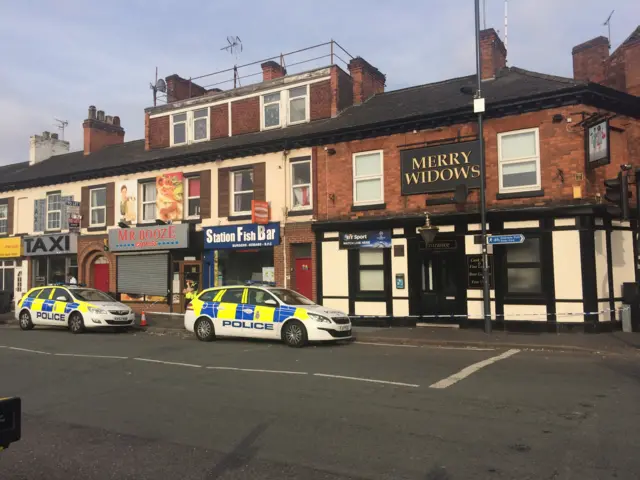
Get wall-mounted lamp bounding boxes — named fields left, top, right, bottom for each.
left=118, top=222, right=130, bottom=229
left=155, top=219, right=167, bottom=226
left=324, top=147, right=336, bottom=156
left=418, top=213, right=439, bottom=244
left=552, top=113, right=564, bottom=123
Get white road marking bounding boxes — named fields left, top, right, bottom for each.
left=7, top=346, right=51, bottom=355
left=134, top=358, right=202, bottom=368
left=429, top=348, right=520, bottom=389
left=54, top=353, right=128, bottom=360
left=355, top=341, right=419, bottom=348
left=354, top=341, right=494, bottom=351
left=313, top=373, right=420, bottom=388
left=207, top=366, right=308, bottom=375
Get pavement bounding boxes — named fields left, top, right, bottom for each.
left=3, top=310, right=640, bottom=354
left=1, top=327, right=640, bottom=479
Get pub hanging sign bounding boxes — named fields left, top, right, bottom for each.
left=400, top=140, right=481, bottom=195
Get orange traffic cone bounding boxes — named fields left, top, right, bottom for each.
left=140, top=311, right=148, bottom=327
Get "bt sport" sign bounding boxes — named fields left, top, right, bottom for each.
left=204, top=222, right=280, bottom=250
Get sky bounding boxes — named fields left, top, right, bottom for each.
left=1, top=0, right=639, bottom=166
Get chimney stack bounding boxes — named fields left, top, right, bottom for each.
left=572, top=36, right=609, bottom=83
left=165, top=74, right=208, bottom=102
left=29, top=131, right=70, bottom=166
left=347, top=57, right=385, bottom=105
left=261, top=61, right=287, bottom=81
left=479, top=28, right=507, bottom=80
left=83, top=105, right=125, bottom=155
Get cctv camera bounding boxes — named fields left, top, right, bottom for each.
left=621, top=164, right=632, bottom=171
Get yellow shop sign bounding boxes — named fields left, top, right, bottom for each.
left=0, top=237, right=22, bottom=258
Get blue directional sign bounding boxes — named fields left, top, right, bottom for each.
left=487, top=234, right=525, bottom=245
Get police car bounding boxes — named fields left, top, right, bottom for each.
left=184, top=285, right=352, bottom=347
left=15, top=285, right=135, bottom=333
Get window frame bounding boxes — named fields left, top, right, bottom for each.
left=219, top=287, right=245, bottom=304
left=247, top=287, right=279, bottom=306
left=352, top=150, right=385, bottom=206
left=356, top=249, right=386, bottom=294
left=53, top=288, right=72, bottom=302
left=287, top=85, right=309, bottom=125
left=290, top=158, right=313, bottom=211
left=261, top=92, right=282, bottom=130
left=184, top=175, right=201, bottom=219
left=139, top=181, right=157, bottom=223
left=171, top=112, right=188, bottom=146
left=192, top=108, right=209, bottom=143
left=503, top=236, right=544, bottom=298
left=497, top=127, right=541, bottom=194
left=89, top=187, right=107, bottom=227
left=0, top=204, right=7, bottom=235
left=170, top=108, right=210, bottom=146
left=46, top=192, right=62, bottom=231
left=230, top=169, right=254, bottom=216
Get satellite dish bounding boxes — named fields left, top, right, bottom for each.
left=156, top=78, right=167, bottom=93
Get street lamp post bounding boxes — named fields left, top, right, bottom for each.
left=474, top=0, right=491, bottom=334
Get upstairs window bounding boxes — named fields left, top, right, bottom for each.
left=288, top=86, right=308, bottom=124
left=186, top=176, right=201, bottom=218
left=46, top=193, right=62, bottom=230
left=498, top=128, right=541, bottom=193
left=171, top=109, right=210, bottom=146
left=291, top=159, right=312, bottom=210
left=231, top=169, right=254, bottom=215
left=141, top=182, right=157, bottom=222
left=90, top=187, right=107, bottom=227
left=263, top=92, right=281, bottom=129
left=193, top=109, right=208, bottom=142
left=172, top=113, right=187, bottom=145
left=353, top=151, right=384, bottom=206
left=0, top=204, right=7, bottom=235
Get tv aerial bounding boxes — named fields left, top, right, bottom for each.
left=150, top=67, right=167, bottom=106
left=54, top=118, right=68, bottom=140
left=221, top=36, right=243, bottom=87
left=603, top=10, right=615, bottom=48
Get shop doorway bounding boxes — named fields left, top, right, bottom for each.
left=295, top=258, right=313, bottom=299
left=173, top=261, right=202, bottom=313
left=93, top=256, right=110, bottom=292
left=420, top=249, right=460, bottom=320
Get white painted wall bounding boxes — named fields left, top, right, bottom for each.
left=555, top=303, right=584, bottom=323
left=503, top=304, right=547, bottom=321
left=610, top=229, right=635, bottom=298
left=552, top=230, right=583, bottom=300
left=503, top=220, right=539, bottom=229
left=594, top=231, right=609, bottom=300
left=29, top=133, right=70, bottom=166
left=391, top=238, right=408, bottom=298
left=392, top=299, right=409, bottom=316
left=321, top=240, right=348, bottom=297
left=322, top=298, right=349, bottom=313
left=354, top=301, right=386, bottom=316
left=466, top=300, right=497, bottom=320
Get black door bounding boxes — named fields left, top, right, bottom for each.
left=420, top=252, right=458, bottom=320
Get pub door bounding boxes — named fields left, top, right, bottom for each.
left=173, top=261, right=202, bottom=313
left=420, top=251, right=459, bottom=320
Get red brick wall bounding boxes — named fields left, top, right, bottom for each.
left=77, top=235, right=116, bottom=293
left=148, top=116, right=170, bottom=149
left=83, top=120, right=125, bottom=155
left=572, top=37, right=609, bottom=84
left=273, top=222, right=317, bottom=302
left=210, top=103, right=229, bottom=139
left=166, top=75, right=207, bottom=102
left=480, top=29, right=507, bottom=80
left=624, top=43, right=640, bottom=96
left=310, top=81, right=331, bottom=120
left=231, top=97, right=260, bottom=135
left=316, top=105, right=640, bottom=221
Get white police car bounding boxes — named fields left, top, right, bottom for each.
left=16, top=285, right=135, bottom=333
left=184, top=285, right=352, bottom=347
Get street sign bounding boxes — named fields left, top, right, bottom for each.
left=487, top=234, right=525, bottom=245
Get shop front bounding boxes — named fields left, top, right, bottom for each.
left=203, top=222, right=280, bottom=288
left=23, top=233, right=78, bottom=288
left=0, top=237, right=24, bottom=310
left=108, top=223, right=202, bottom=313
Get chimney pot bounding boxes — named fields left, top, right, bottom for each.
left=96, top=110, right=105, bottom=122
left=105, top=115, right=113, bottom=124
left=113, top=116, right=121, bottom=126
left=51, top=133, right=59, bottom=140
left=88, top=105, right=97, bottom=119
left=42, top=131, right=50, bottom=139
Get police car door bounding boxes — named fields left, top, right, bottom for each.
left=245, top=288, right=279, bottom=339
left=31, top=287, right=55, bottom=325
left=215, top=288, right=244, bottom=336
left=51, top=288, right=72, bottom=325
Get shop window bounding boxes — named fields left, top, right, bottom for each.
left=172, top=113, right=187, bottom=145
left=0, top=204, right=7, bottom=235
left=185, top=176, right=201, bottom=218
left=219, top=288, right=244, bottom=303
left=46, top=193, right=62, bottom=230
left=288, top=86, right=308, bottom=124
left=353, top=151, right=384, bottom=206
left=90, top=187, right=107, bottom=227
left=231, top=169, right=254, bottom=215
left=140, top=182, right=157, bottom=222
left=262, top=92, right=281, bottom=129
left=498, top=128, right=541, bottom=193
left=291, top=159, right=312, bottom=210
left=505, top=237, right=543, bottom=295
left=357, top=250, right=385, bottom=292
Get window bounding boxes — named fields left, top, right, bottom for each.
left=90, top=187, right=106, bottom=226
left=141, top=182, right=157, bottom=222
left=231, top=169, right=254, bottom=215
left=185, top=177, right=201, bottom=218
left=505, top=237, right=543, bottom=295
left=219, top=288, right=244, bottom=303
left=247, top=288, right=279, bottom=306
left=269, top=288, right=315, bottom=305
left=53, top=288, right=72, bottom=302
left=498, top=128, right=541, bottom=193
left=46, top=193, right=62, bottom=230
left=37, top=287, right=53, bottom=300
left=288, top=86, right=308, bottom=124
left=198, top=290, right=218, bottom=302
left=353, top=151, right=384, bottom=205
left=193, top=109, right=208, bottom=141
left=357, top=250, right=385, bottom=292
left=291, top=159, right=312, bottom=210
left=0, top=204, right=7, bottom=235
left=172, top=113, right=187, bottom=145
left=71, top=289, right=115, bottom=302
left=263, top=92, right=281, bottom=129
left=27, top=288, right=40, bottom=299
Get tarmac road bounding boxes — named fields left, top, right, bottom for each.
left=1, top=327, right=640, bottom=479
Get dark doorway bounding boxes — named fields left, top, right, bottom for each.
left=419, top=241, right=462, bottom=321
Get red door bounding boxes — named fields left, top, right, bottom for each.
left=93, top=264, right=109, bottom=292
left=294, top=258, right=313, bottom=300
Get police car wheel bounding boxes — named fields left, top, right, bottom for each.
left=283, top=320, right=307, bottom=348
left=19, top=310, right=34, bottom=330
left=69, top=313, right=85, bottom=334
left=195, top=318, right=215, bottom=342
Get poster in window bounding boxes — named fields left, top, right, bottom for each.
left=156, top=172, right=184, bottom=222
left=118, top=179, right=137, bottom=225
left=586, top=120, right=610, bottom=168
left=66, top=200, right=81, bottom=233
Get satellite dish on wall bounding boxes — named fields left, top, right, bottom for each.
left=156, top=78, right=167, bottom=93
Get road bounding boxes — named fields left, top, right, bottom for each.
left=1, top=327, right=639, bottom=479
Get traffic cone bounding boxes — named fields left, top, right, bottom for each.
left=140, top=311, right=148, bottom=327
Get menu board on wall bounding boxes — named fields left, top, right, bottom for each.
left=467, top=254, right=494, bottom=289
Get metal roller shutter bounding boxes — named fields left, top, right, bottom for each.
left=117, top=253, right=168, bottom=296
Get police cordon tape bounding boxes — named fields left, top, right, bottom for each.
left=347, top=306, right=629, bottom=320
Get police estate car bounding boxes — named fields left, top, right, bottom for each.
left=16, top=285, right=135, bottom=333
left=184, top=286, right=352, bottom=347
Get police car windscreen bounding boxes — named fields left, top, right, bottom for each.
left=269, top=289, right=315, bottom=305
left=71, top=289, right=115, bottom=302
